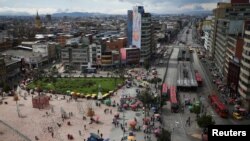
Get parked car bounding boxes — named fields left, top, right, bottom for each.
left=232, top=112, right=243, bottom=120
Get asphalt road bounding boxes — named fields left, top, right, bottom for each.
left=161, top=26, right=198, bottom=141
left=161, top=24, right=250, bottom=141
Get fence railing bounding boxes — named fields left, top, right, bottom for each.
left=0, top=119, right=32, bottom=141
left=162, top=48, right=174, bottom=83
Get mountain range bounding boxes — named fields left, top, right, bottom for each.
left=52, top=12, right=109, bottom=17
left=0, top=11, right=212, bottom=17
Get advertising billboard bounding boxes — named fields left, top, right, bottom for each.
left=132, top=6, right=141, bottom=49
left=120, top=48, right=127, bottom=63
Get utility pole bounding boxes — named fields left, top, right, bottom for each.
left=122, top=107, right=125, bottom=138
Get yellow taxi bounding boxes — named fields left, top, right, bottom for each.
left=232, top=112, right=243, bottom=120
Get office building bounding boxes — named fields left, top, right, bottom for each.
left=127, top=10, right=133, bottom=46
left=89, top=42, right=102, bottom=66
left=106, top=37, right=127, bottom=51
left=239, top=24, right=250, bottom=110
left=61, top=38, right=89, bottom=70
left=120, top=48, right=140, bottom=65
left=202, top=16, right=213, bottom=52
left=131, top=6, right=152, bottom=63
left=213, top=0, right=250, bottom=77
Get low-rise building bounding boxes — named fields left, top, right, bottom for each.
left=106, top=37, right=127, bottom=51
left=5, top=58, right=21, bottom=87
left=32, top=42, right=57, bottom=62
left=0, top=55, right=6, bottom=86
left=89, top=42, right=102, bottom=66
left=57, top=33, right=73, bottom=46
left=2, top=49, right=46, bottom=68
left=62, top=37, right=87, bottom=69
left=120, top=48, right=140, bottom=65
left=101, top=51, right=120, bottom=67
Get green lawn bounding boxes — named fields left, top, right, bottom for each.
left=27, top=77, right=123, bottom=94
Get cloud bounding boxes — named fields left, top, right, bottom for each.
left=0, top=0, right=228, bottom=15
left=119, top=0, right=223, bottom=5
left=0, top=7, right=58, bottom=15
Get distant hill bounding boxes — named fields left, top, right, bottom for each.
left=0, top=11, right=31, bottom=16
left=52, top=12, right=108, bottom=17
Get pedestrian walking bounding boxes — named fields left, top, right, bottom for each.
left=134, top=117, right=137, bottom=122
left=110, top=109, right=112, bottom=114
left=79, top=130, right=81, bottom=136
left=51, top=132, right=54, bottom=138
left=97, top=129, right=100, bottom=134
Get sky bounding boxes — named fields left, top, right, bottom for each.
left=0, top=0, right=231, bottom=15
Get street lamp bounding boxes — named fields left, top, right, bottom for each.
left=97, top=84, right=102, bottom=100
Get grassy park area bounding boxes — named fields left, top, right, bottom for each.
left=27, top=77, right=123, bottom=94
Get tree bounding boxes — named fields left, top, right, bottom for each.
left=3, top=83, right=11, bottom=93
left=197, top=115, right=215, bottom=128
left=191, top=105, right=201, bottom=118
left=149, top=77, right=162, bottom=88
left=144, top=60, right=150, bottom=71
left=114, top=68, right=125, bottom=81
left=137, top=86, right=155, bottom=117
left=157, top=128, right=171, bottom=141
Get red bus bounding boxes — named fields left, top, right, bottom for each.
left=208, top=93, right=228, bottom=118
left=195, top=71, right=202, bottom=86
left=170, top=86, right=179, bottom=113
left=162, top=83, right=168, bottom=97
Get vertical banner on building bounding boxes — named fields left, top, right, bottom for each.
left=120, top=48, right=127, bottom=63
left=132, top=6, right=141, bottom=49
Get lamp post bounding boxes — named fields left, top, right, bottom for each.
left=122, top=107, right=125, bottom=139
left=97, top=84, right=102, bottom=101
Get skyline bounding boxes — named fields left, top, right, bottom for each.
left=0, top=0, right=230, bottom=15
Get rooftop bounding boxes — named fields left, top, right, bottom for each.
left=4, top=57, right=20, bottom=66
left=2, top=49, right=41, bottom=58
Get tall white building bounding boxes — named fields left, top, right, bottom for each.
left=202, top=16, right=214, bottom=55
left=239, top=27, right=250, bottom=110
left=132, top=6, right=152, bottom=63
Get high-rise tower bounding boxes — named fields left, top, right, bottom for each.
left=35, top=11, right=42, bottom=29
left=131, top=6, right=152, bottom=63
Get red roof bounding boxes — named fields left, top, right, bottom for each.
left=170, top=86, right=177, bottom=104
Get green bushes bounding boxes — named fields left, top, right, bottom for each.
left=197, top=115, right=215, bottom=128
